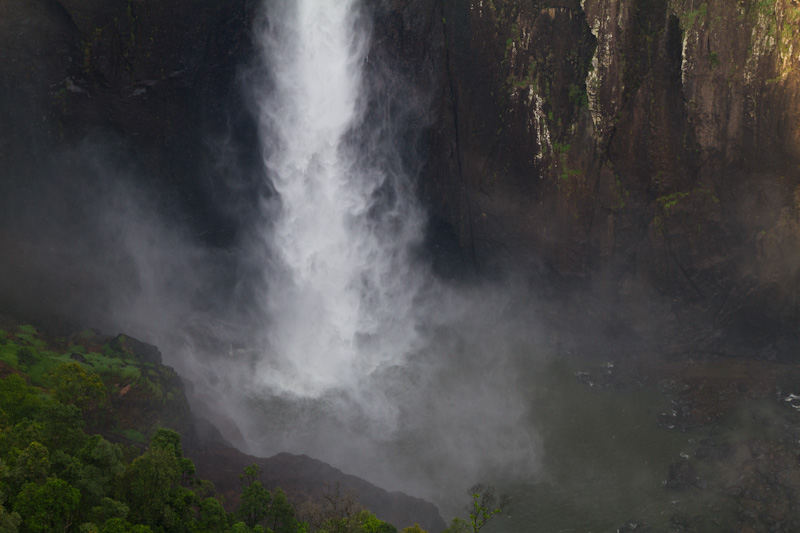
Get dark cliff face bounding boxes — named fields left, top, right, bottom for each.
left=385, top=0, right=800, bottom=360
left=0, top=0, right=797, bottom=360
left=0, top=0, right=263, bottom=327
left=0, top=0, right=260, bottom=246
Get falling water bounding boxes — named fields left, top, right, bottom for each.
left=254, top=1, right=425, bottom=404
left=218, top=0, right=541, bottom=510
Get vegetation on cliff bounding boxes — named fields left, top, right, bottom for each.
left=441, top=484, right=510, bottom=533
left=0, top=324, right=405, bottom=533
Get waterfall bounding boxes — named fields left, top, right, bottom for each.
left=254, top=0, right=425, bottom=402
left=218, top=0, right=540, bottom=505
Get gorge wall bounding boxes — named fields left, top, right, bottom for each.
left=1, top=0, right=798, bottom=361
left=381, top=0, right=800, bottom=360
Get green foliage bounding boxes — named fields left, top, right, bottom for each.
left=41, top=402, right=86, bottom=452
left=150, top=428, right=183, bottom=458
left=0, top=500, right=22, bottom=532
left=148, top=428, right=195, bottom=484
left=656, top=191, right=691, bottom=213
left=73, top=437, right=126, bottom=511
left=0, top=333, right=394, bottom=533
left=79, top=435, right=125, bottom=481
left=0, top=368, right=218, bottom=532
left=48, top=362, right=106, bottom=411
left=401, top=525, right=427, bottom=533
left=15, top=347, right=36, bottom=368
left=551, top=142, right=581, bottom=183
left=652, top=188, right=720, bottom=234
left=0, top=374, right=44, bottom=425
left=26, top=352, right=75, bottom=386
left=568, top=83, right=588, bottom=108
left=656, top=188, right=719, bottom=214
left=0, top=324, right=186, bottom=448
left=709, top=51, right=720, bottom=69
left=70, top=343, right=88, bottom=355
left=681, top=2, right=708, bottom=28
left=15, top=334, right=46, bottom=350
left=356, top=510, right=397, bottom=533
left=265, top=488, right=305, bottom=533
left=8, top=442, right=50, bottom=487
left=90, top=497, right=130, bottom=524
left=122, top=446, right=182, bottom=526
left=306, top=485, right=393, bottom=533
left=99, top=517, right=153, bottom=532
left=121, top=429, right=148, bottom=444
left=752, top=0, right=800, bottom=54
left=237, top=464, right=272, bottom=528
left=506, top=55, right=537, bottom=93
left=82, top=351, right=142, bottom=380
left=442, top=518, right=469, bottom=533
left=13, top=477, right=81, bottom=532
left=445, top=484, right=510, bottom=533
left=553, top=142, right=570, bottom=155
left=198, top=497, right=228, bottom=532
left=0, top=340, right=17, bottom=366
left=17, top=325, right=37, bottom=336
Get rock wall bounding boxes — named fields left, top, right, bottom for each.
left=398, top=0, right=800, bottom=359
left=1, top=0, right=798, bottom=359
left=0, top=0, right=260, bottom=245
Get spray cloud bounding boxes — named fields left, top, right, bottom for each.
left=192, top=0, right=544, bottom=506
left=253, top=0, right=425, bottom=406
left=0, top=0, right=543, bottom=512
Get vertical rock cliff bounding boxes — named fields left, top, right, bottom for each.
left=395, top=0, right=800, bottom=359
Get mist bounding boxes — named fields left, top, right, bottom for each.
left=196, top=0, right=543, bottom=506
left=0, top=0, right=544, bottom=517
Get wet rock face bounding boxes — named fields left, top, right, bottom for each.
left=391, top=0, right=800, bottom=360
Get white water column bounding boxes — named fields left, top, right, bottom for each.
left=255, top=0, right=424, bottom=399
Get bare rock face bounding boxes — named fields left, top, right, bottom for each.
left=388, top=0, right=800, bottom=360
